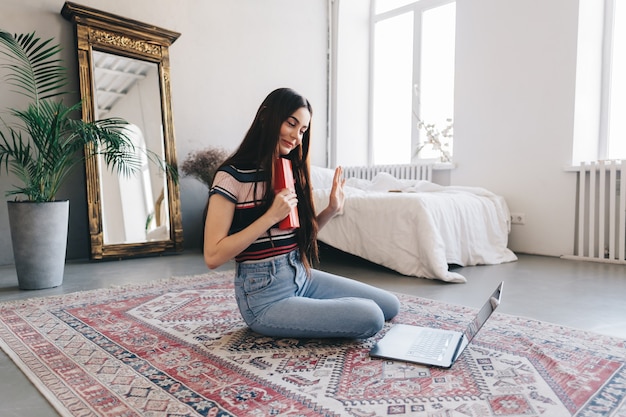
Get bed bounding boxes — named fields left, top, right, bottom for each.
left=311, top=166, right=518, bottom=283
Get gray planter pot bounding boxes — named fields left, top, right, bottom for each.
left=7, top=200, right=69, bottom=290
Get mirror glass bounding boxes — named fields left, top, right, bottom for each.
left=62, top=1, right=184, bottom=259
left=92, top=51, right=170, bottom=244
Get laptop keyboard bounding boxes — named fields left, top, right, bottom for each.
left=406, top=329, right=453, bottom=361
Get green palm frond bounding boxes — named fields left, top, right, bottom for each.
left=2, top=100, right=146, bottom=200
left=0, top=30, right=68, bottom=103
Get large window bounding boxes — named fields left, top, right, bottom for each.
left=371, top=0, right=456, bottom=164
left=574, top=0, right=625, bottom=163
left=603, top=0, right=626, bottom=159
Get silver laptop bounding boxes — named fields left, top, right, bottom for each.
left=370, top=282, right=503, bottom=368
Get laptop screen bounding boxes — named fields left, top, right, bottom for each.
left=463, top=282, right=503, bottom=342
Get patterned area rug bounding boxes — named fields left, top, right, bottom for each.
left=0, top=271, right=625, bottom=417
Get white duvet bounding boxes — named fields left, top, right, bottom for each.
left=311, top=167, right=518, bottom=283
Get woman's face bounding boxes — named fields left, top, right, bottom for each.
left=277, top=107, right=311, bottom=156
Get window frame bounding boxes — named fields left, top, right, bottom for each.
left=600, top=0, right=626, bottom=160
left=598, top=0, right=614, bottom=159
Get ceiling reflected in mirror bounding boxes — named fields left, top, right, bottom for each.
left=93, top=51, right=155, bottom=117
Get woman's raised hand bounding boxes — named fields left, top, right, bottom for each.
left=327, top=166, right=346, bottom=216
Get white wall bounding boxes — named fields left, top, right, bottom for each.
left=332, top=0, right=370, bottom=167
left=334, top=0, right=582, bottom=257
left=452, top=0, right=578, bottom=256
left=0, top=0, right=329, bottom=264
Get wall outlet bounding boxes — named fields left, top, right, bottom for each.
left=510, top=213, right=526, bottom=225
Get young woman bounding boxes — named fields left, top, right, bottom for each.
left=204, top=88, right=399, bottom=339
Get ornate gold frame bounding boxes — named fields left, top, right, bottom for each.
left=62, top=2, right=184, bottom=259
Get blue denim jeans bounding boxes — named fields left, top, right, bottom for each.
left=234, top=250, right=400, bottom=339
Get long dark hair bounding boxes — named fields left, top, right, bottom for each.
left=220, top=88, right=319, bottom=271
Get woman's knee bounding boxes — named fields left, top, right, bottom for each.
left=351, top=299, right=386, bottom=338
left=381, top=293, right=401, bottom=321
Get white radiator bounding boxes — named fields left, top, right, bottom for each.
left=572, top=160, right=625, bottom=263
left=342, top=163, right=433, bottom=182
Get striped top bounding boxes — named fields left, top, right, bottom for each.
left=210, top=164, right=298, bottom=263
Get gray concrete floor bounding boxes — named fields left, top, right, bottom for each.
left=0, top=247, right=625, bottom=416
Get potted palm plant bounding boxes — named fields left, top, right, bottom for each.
left=0, top=30, right=144, bottom=289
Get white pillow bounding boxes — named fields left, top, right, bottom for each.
left=310, top=166, right=335, bottom=190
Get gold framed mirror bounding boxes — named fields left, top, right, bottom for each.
left=62, top=2, right=184, bottom=259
